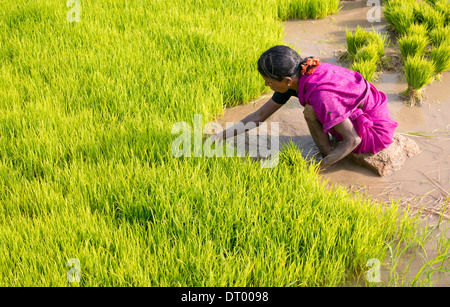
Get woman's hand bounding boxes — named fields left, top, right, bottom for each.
left=316, top=159, right=331, bottom=174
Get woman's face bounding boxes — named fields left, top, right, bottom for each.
left=262, top=75, right=290, bottom=93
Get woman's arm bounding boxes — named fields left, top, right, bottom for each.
left=319, top=118, right=361, bottom=169
left=206, top=98, right=283, bottom=142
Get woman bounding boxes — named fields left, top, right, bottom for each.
left=207, top=45, right=398, bottom=170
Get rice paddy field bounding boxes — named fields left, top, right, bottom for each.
left=0, top=0, right=448, bottom=287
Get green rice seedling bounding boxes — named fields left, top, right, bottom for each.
left=355, top=44, right=380, bottom=65
left=429, top=1, right=449, bottom=15
left=401, top=54, right=436, bottom=106
left=407, top=23, right=429, bottom=38
left=350, top=60, right=378, bottom=82
left=343, top=26, right=387, bottom=66
left=276, top=0, right=341, bottom=20
left=435, top=1, right=450, bottom=26
left=430, top=42, right=450, bottom=80
left=429, top=25, right=450, bottom=47
left=302, top=0, right=340, bottom=19
left=383, top=0, right=417, bottom=9
left=411, top=245, right=450, bottom=286
left=424, top=0, right=438, bottom=5
left=424, top=0, right=450, bottom=25
left=345, top=26, right=369, bottom=56
left=366, top=29, right=389, bottom=59
left=303, top=0, right=342, bottom=19
left=410, top=219, right=450, bottom=287
left=398, top=34, right=429, bottom=61
left=383, top=0, right=416, bottom=35
left=413, top=1, right=446, bottom=31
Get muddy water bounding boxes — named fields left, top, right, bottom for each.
left=215, top=0, right=449, bottom=223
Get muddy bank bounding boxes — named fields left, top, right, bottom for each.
left=214, top=0, right=449, bottom=223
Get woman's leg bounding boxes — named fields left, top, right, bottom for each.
left=303, top=105, right=333, bottom=158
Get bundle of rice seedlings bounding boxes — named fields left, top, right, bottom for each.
left=345, top=26, right=388, bottom=80
left=384, top=0, right=415, bottom=35
left=407, top=23, right=428, bottom=37
left=424, top=0, right=450, bottom=25
left=398, top=34, right=429, bottom=60
left=435, top=1, right=450, bottom=26
left=344, top=26, right=386, bottom=56
left=345, top=26, right=369, bottom=56
left=413, top=1, right=446, bottom=31
left=355, top=44, right=380, bottom=65
left=350, top=60, right=378, bottom=82
left=366, top=28, right=389, bottom=59
left=429, top=25, right=450, bottom=47
left=430, top=42, right=450, bottom=80
left=401, top=54, right=436, bottom=106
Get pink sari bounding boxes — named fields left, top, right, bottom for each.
left=298, top=62, right=398, bottom=154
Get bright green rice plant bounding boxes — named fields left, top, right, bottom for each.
left=355, top=44, right=380, bottom=65
left=430, top=42, right=450, bottom=80
left=424, top=0, right=439, bottom=5
left=345, top=26, right=387, bottom=57
left=413, top=1, right=446, bottom=31
left=276, top=0, right=341, bottom=20
left=429, top=25, right=450, bottom=47
left=424, top=0, right=450, bottom=26
left=436, top=1, right=450, bottom=26
left=398, top=34, right=429, bottom=61
left=345, top=26, right=388, bottom=71
left=383, top=0, right=416, bottom=35
left=402, top=54, right=436, bottom=106
left=308, top=0, right=342, bottom=19
left=367, top=30, right=389, bottom=59
left=383, top=0, right=417, bottom=8
left=350, top=60, right=378, bottom=82
left=345, top=26, right=369, bottom=56
left=407, top=23, right=429, bottom=37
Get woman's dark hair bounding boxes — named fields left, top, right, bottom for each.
left=257, top=45, right=317, bottom=81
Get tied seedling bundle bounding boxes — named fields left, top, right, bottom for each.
left=344, top=26, right=389, bottom=82
left=398, top=33, right=429, bottom=61
left=429, top=25, right=450, bottom=47
left=401, top=54, right=436, bottom=106
left=383, top=0, right=416, bottom=35
left=430, top=41, right=450, bottom=81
